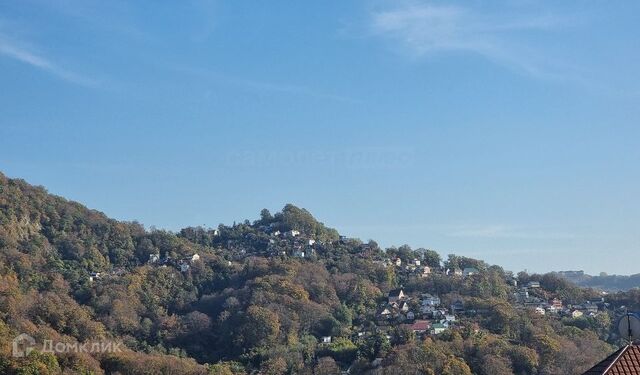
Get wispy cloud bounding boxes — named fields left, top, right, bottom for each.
left=0, top=33, right=98, bottom=87
left=369, top=2, right=585, bottom=81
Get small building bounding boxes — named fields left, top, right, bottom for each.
left=431, top=323, right=447, bottom=335
left=527, top=281, right=541, bottom=288
left=420, top=266, right=431, bottom=277
left=406, top=311, right=415, bottom=321
left=289, top=230, right=300, bottom=237
left=413, top=259, right=421, bottom=266
left=394, top=258, right=402, bottom=267
left=572, top=310, right=584, bottom=318
left=410, top=320, right=431, bottom=334
left=421, top=294, right=440, bottom=306
left=190, top=253, right=200, bottom=262
left=535, top=306, right=546, bottom=315
left=180, top=263, right=191, bottom=272
left=388, top=289, right=405, bottom=304
left=463, top=267, right=479, bottom=277
left=321, top=336, right=332, bottom=344
left=443, top=314, right=456, bottom=322
left=149, top=253, right=160, bottom=263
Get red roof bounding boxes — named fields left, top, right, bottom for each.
left=583, top=344, right=640, bottom=374
left=410, top=320, right=431, bottom=331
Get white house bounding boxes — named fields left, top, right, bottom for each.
left=535, top=307, right=546, bottom=315
left=148, top=253, right=160, bottom=263
left=421, top=294, right=441, bottom=306
left=443, top=314, right=456, bottom=322
left=420, top=266, right=431, bottom=277
left=431, top=323, right=447, bottom=335
left=289, top=230, right=300, bottom=237
left=321, top=336, right=332, bottom=344
left=191, top=253, right=200, bottom=262
left=414, top=259, right=421, bottom=266
left=463, top=267, right=479, bottom=277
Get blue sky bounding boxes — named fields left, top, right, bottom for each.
left=1, top=1, right=639, bottom=274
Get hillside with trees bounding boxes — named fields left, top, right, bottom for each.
left=0, top=172, right=636, bottom=374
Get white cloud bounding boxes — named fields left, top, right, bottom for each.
left=369, top=2, right=583, bottom=80
left=0, top=32, right=98, bottom=87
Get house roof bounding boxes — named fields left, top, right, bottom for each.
left=388, top=289, right=404, bottom=297
left=410, top=320, right=431, bottom=331
left=582, top=344, right=640, bottom=374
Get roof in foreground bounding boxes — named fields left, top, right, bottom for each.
left=583, top=344, right=640, bottom=374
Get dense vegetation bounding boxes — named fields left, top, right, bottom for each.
left=0, top=172, right=637, bottom=374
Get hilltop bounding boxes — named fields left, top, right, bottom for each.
left=0, top=171, right=637, bottom=375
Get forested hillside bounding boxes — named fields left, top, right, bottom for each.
left=0, top=172, right=637, bottom=374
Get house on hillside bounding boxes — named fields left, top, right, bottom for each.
left=406, top=311, right=415, bottom=321
left=288, top=230, right=300, bottom=237
left=527, top=281, right=541, bottom=288
left=388, top=289, right=405, bottom=304
left=148, top=253, right=160, bottom=263
left=410, top=320, right=431, bottom=334
left=463, top=267, right=479, bottom=277
left=421, top=294, right=440, bottom=306
left=420, top=266, right=431, bottom=277
left=572, top=310, right=584, bottom=318
left=394, top=258, right=402, bottom=267
left=431, top=323, right=447, bottom=335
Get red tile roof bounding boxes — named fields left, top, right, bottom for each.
left=410, top=320, right=431, bottom=331
left=583, top=344, right=640, bottom=374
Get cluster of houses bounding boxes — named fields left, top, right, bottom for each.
left=148, top=252, right=201, bottom=272
left=513, top=280, right=607, bottom=318
left=376, top=288, right=460, bottom=336
left=266, top=229, right=318, bottom=258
